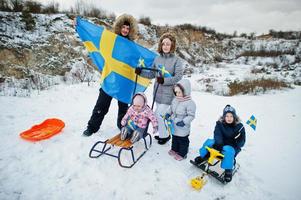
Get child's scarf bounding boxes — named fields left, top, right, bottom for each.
left=176, top=96, right=191, bottom=102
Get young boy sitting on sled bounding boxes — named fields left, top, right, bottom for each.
left=194, top=105, right=246, bottom=182
left=120, top=93, right=158, bottom=143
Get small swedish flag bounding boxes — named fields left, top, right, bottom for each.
left=161, top=114, right=174, bottom=135
left=246, top=115, right=257, bottom=131
left=157, top=64, right=172, bottom=78
left=127, top=119, right=138, bottom=131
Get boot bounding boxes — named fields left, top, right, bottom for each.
left=130, top=130, right=141, bottom=143
left=120, top=127, right=129, bottom=140
left=83, top=129, right=93, bottom=137
left=154, top=135, right=160, bottom=140
left=194, top=156, right=206, bottom=165
left=157, top=135, right=171, bottom=145
left=174, top=153, right=186, bottom=161
left=224, top=169, right=233, bottom=182
left=194, top=153, right=210, bottom=165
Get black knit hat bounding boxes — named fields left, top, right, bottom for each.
left=223, top=105, right=236, bottom=117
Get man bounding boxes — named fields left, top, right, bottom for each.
left=77, top=14, right=138, bottom=136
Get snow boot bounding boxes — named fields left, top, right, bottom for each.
left=224, top=169, right=233, bottom=182
left=194, top=153, right=210, bottom=165
left=154, top=135, right=160, bottom=140
left=174, top=153, right=187, bottom=161
left=194, top=156, right=206, bottom=165
left=130, top=130, right=141, bottom=143
left=168, top=149, right=177, bottom=156
left=158, top=135, right=171, bottom=145
left=83, top=129, right=93, bottom=137
left=120, top=127, right=130, bottom=140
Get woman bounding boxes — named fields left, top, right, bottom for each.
left=135, top=32, right=183, bottom=144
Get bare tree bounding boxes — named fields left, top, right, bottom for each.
left=9, top=0, right=23, bottom=12
left=43, top=0, right=59, bottom=14
left=233, top=30, right=237, bottom=37
left=0, top=0, right=11, bottom=11
left=24, top=0, right=42, bottom=13
left=249, top=32, right=256, bottom=40
left=21, top=9, right=35, bottom=30
left=74, top=0, right=84, bottom=15
left=139, top=16, right=152, bottom=26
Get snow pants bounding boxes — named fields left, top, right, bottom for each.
left=199, top=139, right=236, bottom=170
left=87, top=88, right=128, bottom=133
left=171, top=135, right=190, bottom=157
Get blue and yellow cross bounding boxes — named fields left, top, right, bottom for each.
left=246, top=115, right=257, bottom=131
left=82, top=30, right=150, bottom=87
left=157, top=64, right=171, bottom=78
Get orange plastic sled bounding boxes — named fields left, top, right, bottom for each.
left=20, top=118, right=65, bottom=142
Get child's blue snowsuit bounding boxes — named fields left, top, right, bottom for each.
left=199, top=121, right=245, bottom=169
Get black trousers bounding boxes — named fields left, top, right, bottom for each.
left=171, top=135, right=190, bottom=157
left=87, top=88, right=128, bottom=133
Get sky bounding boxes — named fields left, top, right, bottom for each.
left=37, top=0, right=301, bottom=34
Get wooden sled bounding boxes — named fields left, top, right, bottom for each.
left=89, top=69, right=159, bottom=168
left=89, top=132, right=152, bottom=168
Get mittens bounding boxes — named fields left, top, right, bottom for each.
left=176, top=121, right=185, bottom=127
left=135, top=67, right=142, bottom=75
left=156, top=77, right=164, bottom=84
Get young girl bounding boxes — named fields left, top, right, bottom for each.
left=135, top=32, right=184, bottom=144
left=166, top=79, right=196, bottom=161
left=194, top=105, right=246, bottom=182
left=120, top=93, right=158, bottom=143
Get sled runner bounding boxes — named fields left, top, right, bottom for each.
left=89, top=67, right=159, bottom=168
left=190, top=147, right=240, bottom=184
left=89, top=132, right=152, bottom=168
left=20, top=118, right=65, bottom=142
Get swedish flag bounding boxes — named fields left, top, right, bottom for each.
left=246, top=115, right=257, bottom=131
left=127, top=119, right=138, bottom=131
left=161, top=115, right=174, bottom=135
left=76, top=17, right=157, bottom=104
left=157, top=64, right=172, bottom=78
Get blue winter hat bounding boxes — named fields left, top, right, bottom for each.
left=223, top=105, right=236, bottom=117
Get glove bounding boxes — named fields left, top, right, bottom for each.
left=135, top=67, right=142, bottom=75
left=213, top=143, right=223, bottom=152
left=153, top=126, right=158, bottom=134
left=156, top=77, right=164, bottom=84
left=176, top=121, right=185, bottom=127
left=165, top=113, right=171, bottom=119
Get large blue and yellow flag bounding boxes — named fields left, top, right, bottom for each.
left=76, top=17, right=157, bottom=104
left=246, top=115, right=257, bottom=131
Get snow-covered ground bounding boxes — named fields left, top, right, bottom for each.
left=0, top=81, right=300, bottom=200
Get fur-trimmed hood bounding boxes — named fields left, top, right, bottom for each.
left=113, top=14, right=138, bottom=41
left=157, top=32, right=177, bottom=54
